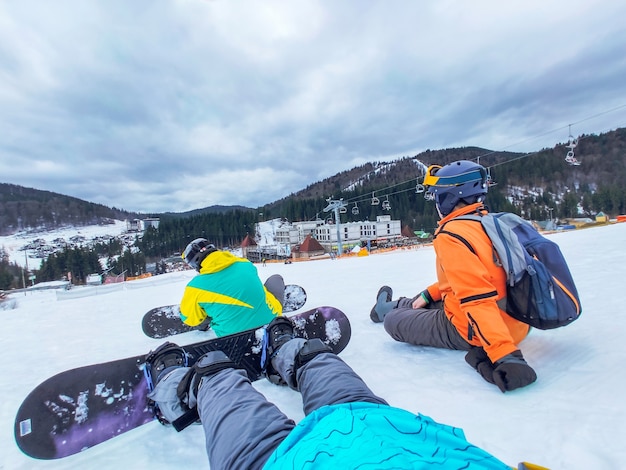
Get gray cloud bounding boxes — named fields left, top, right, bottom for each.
left=1, top=0, right=626, bottom=213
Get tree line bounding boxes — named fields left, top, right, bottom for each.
left=0, top=248, right=28, bottom=290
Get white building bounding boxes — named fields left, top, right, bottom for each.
left=126, top=217, right=160, bottom=232
left=261, top=215, right=403, bottom=253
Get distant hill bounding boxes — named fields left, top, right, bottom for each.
left=160, top=205, right=254, bottom=218
left=0, top=183, right=138, bottom=236
left=0, top=183, right=255, bottom=236
left=272, top=129, right=626, bottom=204
left=262, top=128, right=626, bottom=225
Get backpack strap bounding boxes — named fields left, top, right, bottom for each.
left=435, top=214, right=509, bottom=314
left=435, top=213, right=505, bottom=281
left=434, top=213, right=484, bottom=254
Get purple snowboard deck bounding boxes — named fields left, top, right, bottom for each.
left=15, top=307, right=350, bottom=460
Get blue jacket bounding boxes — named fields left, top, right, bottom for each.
left=179, top=251, right=281, bottom=337
left=264, top=402, right=510, bottom=469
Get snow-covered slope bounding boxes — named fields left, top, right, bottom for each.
left=1, top=222, right=625, bottom=469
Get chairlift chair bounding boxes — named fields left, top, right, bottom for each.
left=382, top=196, right=391, bottom=211
left=352, top=203, right=360, bottom=215
left=371, top=192, right=380, bottom=205
left=565, top=125, right=582, bottom=166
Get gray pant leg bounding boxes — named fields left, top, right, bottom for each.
left=296, top=353, right=388, bottom=415
left=383, top=298, right=472, bottom=351
left=264, top=274, right=285, bottom=306
left=196, top=368, right=294, bottom=470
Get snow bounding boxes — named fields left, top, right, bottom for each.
left=0, top=220, right=128, bottom=270
left=2, top=222, right=626, bottom=469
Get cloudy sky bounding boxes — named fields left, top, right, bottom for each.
left=1, top=1, right=625, bottom=214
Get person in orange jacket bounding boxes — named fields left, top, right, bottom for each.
left=371, top=160, right=537, bottom=393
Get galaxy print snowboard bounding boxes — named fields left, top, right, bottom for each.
left=15, top=306, right=350, bottom=460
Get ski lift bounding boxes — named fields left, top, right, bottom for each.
left=486, top=168, right=497, bottom=187
left=382, top=196, right=391, bottom=211
left=415, top=182, right=425, bottom=193
left=371, top=192, right=380, bottom=205
left=565, top=125, right=581, bottom=166
left=339, top=205, right=347, bottom=214
left=351, top=203, right=360, bottom=215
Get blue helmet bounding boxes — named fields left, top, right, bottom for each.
left=182, top=238, right=217, bottom=271
left=424, top=160, right=488, bottom=216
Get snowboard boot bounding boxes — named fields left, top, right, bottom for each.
left=176, top=350, right=237, bottom=411
left=147, top=349, right=237, bottom=431
left=262, top=316, right=334, bottom=389
left=271, top=338, right=333, bottom=389
left=262, top=316, right=296, bottom=385
left=144, top=341, right=188, bottom=391
left=145, top=342, right=191, bottom=427
left=370, top=285, right=396, bottom=323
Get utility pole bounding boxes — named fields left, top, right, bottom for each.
left=323, top=198, right=348, bottom=255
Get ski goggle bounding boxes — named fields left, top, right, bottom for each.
left=422, top=165, right=442, bottom=187
left=423, top=164, right=486, bottom=188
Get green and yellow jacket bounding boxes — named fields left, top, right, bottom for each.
left=180, top=251, right=282, bottom=337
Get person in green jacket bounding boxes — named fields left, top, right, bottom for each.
left=179, top=238, right=284, bottom=337
left=146, top=317, right=542, bottom=470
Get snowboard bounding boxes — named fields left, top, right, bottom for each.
left=15, top=306, right=350, bottom=460
left=141, top=284, right=307, bottom=339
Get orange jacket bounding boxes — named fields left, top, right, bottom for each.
left=425, top=203, right=530, bottom=363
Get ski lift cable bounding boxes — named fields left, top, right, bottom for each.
left=317, top=105, right=626, bottom=215
left=469, top=103, right=626, bottom=166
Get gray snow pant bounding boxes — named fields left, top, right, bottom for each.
left=264, top=274, right=285, bottom=306
left=383, top=297, right=473, bottom=351
left=196, top=343, right=387, bottom=470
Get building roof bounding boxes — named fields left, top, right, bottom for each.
left=241, top=234, right=257, bottom=247
left=298, top=234, right=325, bottom=252
left=401, top=225, right=415, bottom=238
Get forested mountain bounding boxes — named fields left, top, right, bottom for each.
left=0, top=184, right=138, bottom=236
left=260, top=128, right=626, bottom=231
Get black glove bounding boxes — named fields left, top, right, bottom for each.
left=492, top=350, right=537, bottom=393
left=464, top=347, right=496, bottom=385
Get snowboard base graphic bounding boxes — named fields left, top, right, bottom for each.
left=142, top=284, right=307, bottom=338
left=15, top=306, right=349, bottom=460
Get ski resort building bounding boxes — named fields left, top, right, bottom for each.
left=126, top=218, right=160, bottom=232
left=248, top=215, right=403, bottom=260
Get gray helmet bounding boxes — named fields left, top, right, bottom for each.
left=424, top=160, right=488, bottom=216
left=182, top=238, right=217, bottom=271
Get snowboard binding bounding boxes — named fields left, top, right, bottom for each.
left=144, top=342, right=189, bottom=392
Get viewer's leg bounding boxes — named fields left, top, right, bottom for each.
left=196, top=367, right=294, bottom=470
left=272, top=338, right=388, bottom=415
left=297, top=352, right=388, bottom=414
